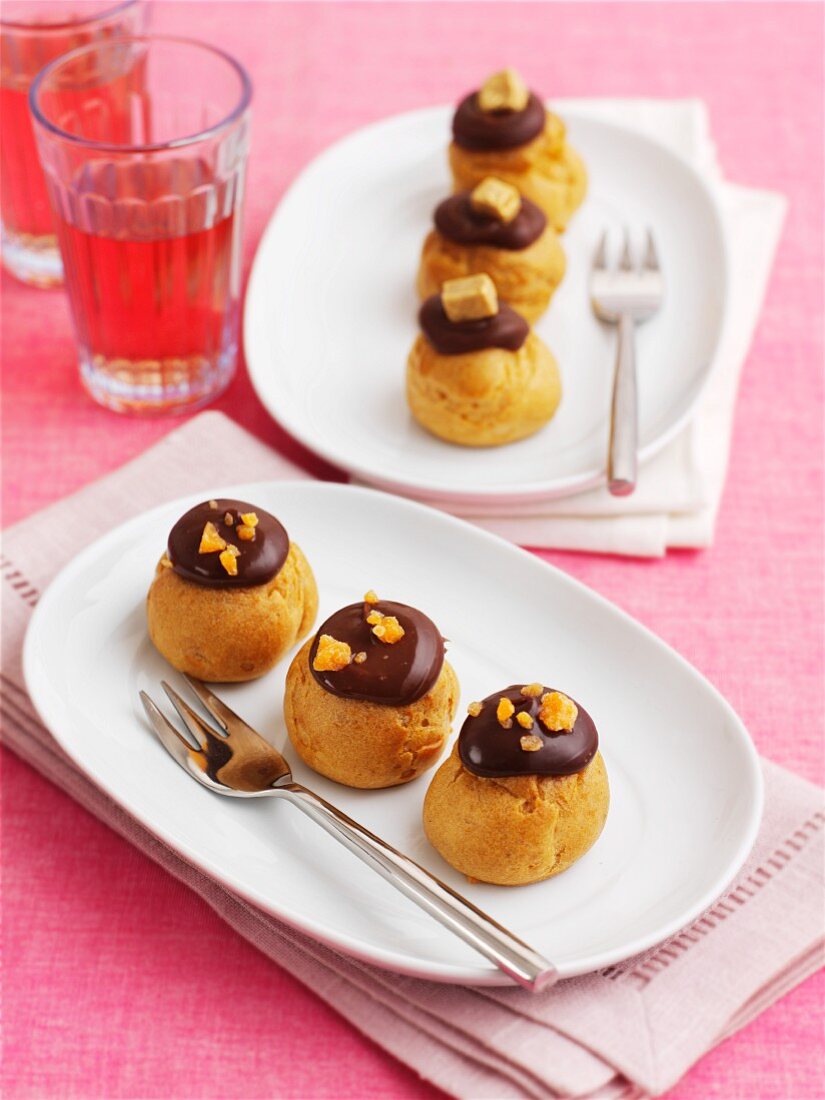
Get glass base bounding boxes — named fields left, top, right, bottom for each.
left=79, top=344, right=237, bottom=416
left=1, top=225, right=63, bottom=287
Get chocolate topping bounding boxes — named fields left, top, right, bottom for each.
left=309, top=600, right=445, bottom=706
left=452, top=91, right=545, bottom=151
left=459, top=685, right=598, bottom=778
left=434, top=191, right=546, bottom=251
left=167, top=499, right=289, bottom=589
left=419, top=295, right=529, bottom=355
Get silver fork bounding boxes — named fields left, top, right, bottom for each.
left=140, top=675, right=557, bottom=992
left=590, top=229, right=664, bottom=496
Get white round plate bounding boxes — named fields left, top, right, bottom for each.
left=244, top=107, right=728, bottom=505
left=24, top=483, right=760, bottom=984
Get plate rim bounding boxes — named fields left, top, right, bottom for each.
left=243, top=104, right=731, bottom=505
left=22, top=480, right=763, bottom=985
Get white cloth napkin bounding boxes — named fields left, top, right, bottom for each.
left=409, top=99, right=787, bottom=558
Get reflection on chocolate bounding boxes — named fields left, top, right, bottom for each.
left=434, top=191, right=546, bottom=251
left=309, top=600, right=445, bottom=706
left=419, top=295, right=529, bottom=356
left=459, top=685, right=598, bottom=778
left=452, top=91, right=545, bottom=151
left=167, top=499, right=289, bottom=589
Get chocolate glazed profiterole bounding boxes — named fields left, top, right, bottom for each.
left=146, top=498, right=318, bottom=682
left=448, top=68, right=587, bottom=232
left=417, top=178, right=566, bottom=322
left=283, top=591, right=459, bottom=789
left=423, top=684, right=610, bottom=885
left=406, top=273, right=562, bottom=446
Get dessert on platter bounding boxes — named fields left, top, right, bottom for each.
left=146, top=498, right=318, bottom=682
left=417, top=176, right=566, bottom=323
left=423, top=683, right=609, bottom=885
left=406, top=273, right=561, bottom=446
left=449, top=68, right=587, bottom=232
left=284, top=590, right=459, bottom=789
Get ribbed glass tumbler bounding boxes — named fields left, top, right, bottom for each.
left=31, top=35, right=251, bottom=414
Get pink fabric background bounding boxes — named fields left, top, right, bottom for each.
left=2, top=3, right=822, bottom=1097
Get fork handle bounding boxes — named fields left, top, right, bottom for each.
left=279, top=782, right=558, bottom=992
left=608, top=312, right=638, bottom=496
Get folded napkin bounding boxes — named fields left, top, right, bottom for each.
left=407, top=99, right=787, bottom=558
left=2, top=413, right=823, bottom=1099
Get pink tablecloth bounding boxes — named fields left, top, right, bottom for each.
left=1, top=3, right=822, bottom=1098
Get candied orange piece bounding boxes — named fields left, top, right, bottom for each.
left=539, top=691, right=578, bottom=732
left=199, top=522, right=227, bottom=555
left=219, top=548, right=238, bottom=576
left=520, top=734, right=543, bottom=752
left=313, top=634, right=352, bottom=672
left=496, top=697, right=515, bottom=728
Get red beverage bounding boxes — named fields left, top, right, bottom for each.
left=48, top=155, right=243, bottom=411
left=56, top=211, right=237, bottom=364
left=0, top=81, right=54, bottom=237
left=0, top=2, right=145, bottom=285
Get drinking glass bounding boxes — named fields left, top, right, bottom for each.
left=30, top=35, right=251, bottom=414
left=0, top=0, right=144, bottom=286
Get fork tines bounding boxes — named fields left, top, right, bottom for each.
left=593, top=227, right=660, bottom=273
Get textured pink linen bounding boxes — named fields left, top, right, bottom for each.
left=1, top=3, right=822, bottom=1100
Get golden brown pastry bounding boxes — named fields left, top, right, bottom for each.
left=448, top=69, right=586, bottom=232
left=284, top=591, right=459, bottom=789
left=417, top=177, right=566, bottom=323
left=423, top=683, right=609, bottom=885
left=407, top=274, right=561, bottom=446
left=146, top=498, right=318, bottom=682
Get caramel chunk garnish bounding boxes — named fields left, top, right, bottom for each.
left=539, top=691, right=578, bottom=732
left=467, top=701, right=483, bottom=717
left=208, top=499, right=219, bottom=510
left=313, top=634, right=353, bottom=672
left=470, top=177, right=521, bottom=223
left=496, top=696, right=515, bottom=728
left=353, top=651, right=367, bottom=664
left=478, top=68, right=529, bottom=113
left=237, top=525, right=256, bottom=541
left=516, top=711, right=534, bottom=730
left=364, top=589, right=379, bottom=605
left=371, top=614, right=405, bottom=644
left=224, top=512, right=234, bottom=526
left=520, top=733, right=543, bottom=752
left=520, top=683, right=544, bottom=698
left=441, top=273, right=498, bottom=323
left=366, top=610, right=382, bottom=626
left=199, top=521, right=227, bottom=554
left=219, top=548, right=238, bottom=576
left=240, top=512, right=259, bottom=528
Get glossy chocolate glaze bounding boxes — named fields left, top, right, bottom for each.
left=309, top=600, right=445, bottom=706
left=167, top=499, right=289, bottom=589
left=452, top=91, right=545, bottom=151
left=419, top=295, right=529, bottom=356
left=459, top=685, right=598, bottom=778
left=434, top=191, right=546, bottom=251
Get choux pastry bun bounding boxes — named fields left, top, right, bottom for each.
left=448, top=69, right=586, bottom=232
left=417, top=177, right=565, bottom=323
left=406, top=274, right=561, bottom=446
left=423, top=683, right=609, bottom=885
left=147, top=498, right=318, bottom=682
left=284, top=591, right=459, bottom=789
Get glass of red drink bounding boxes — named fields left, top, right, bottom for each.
left=0, top=1, right=144, bottom=287
left=30, top=35, right=251, bottom=414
